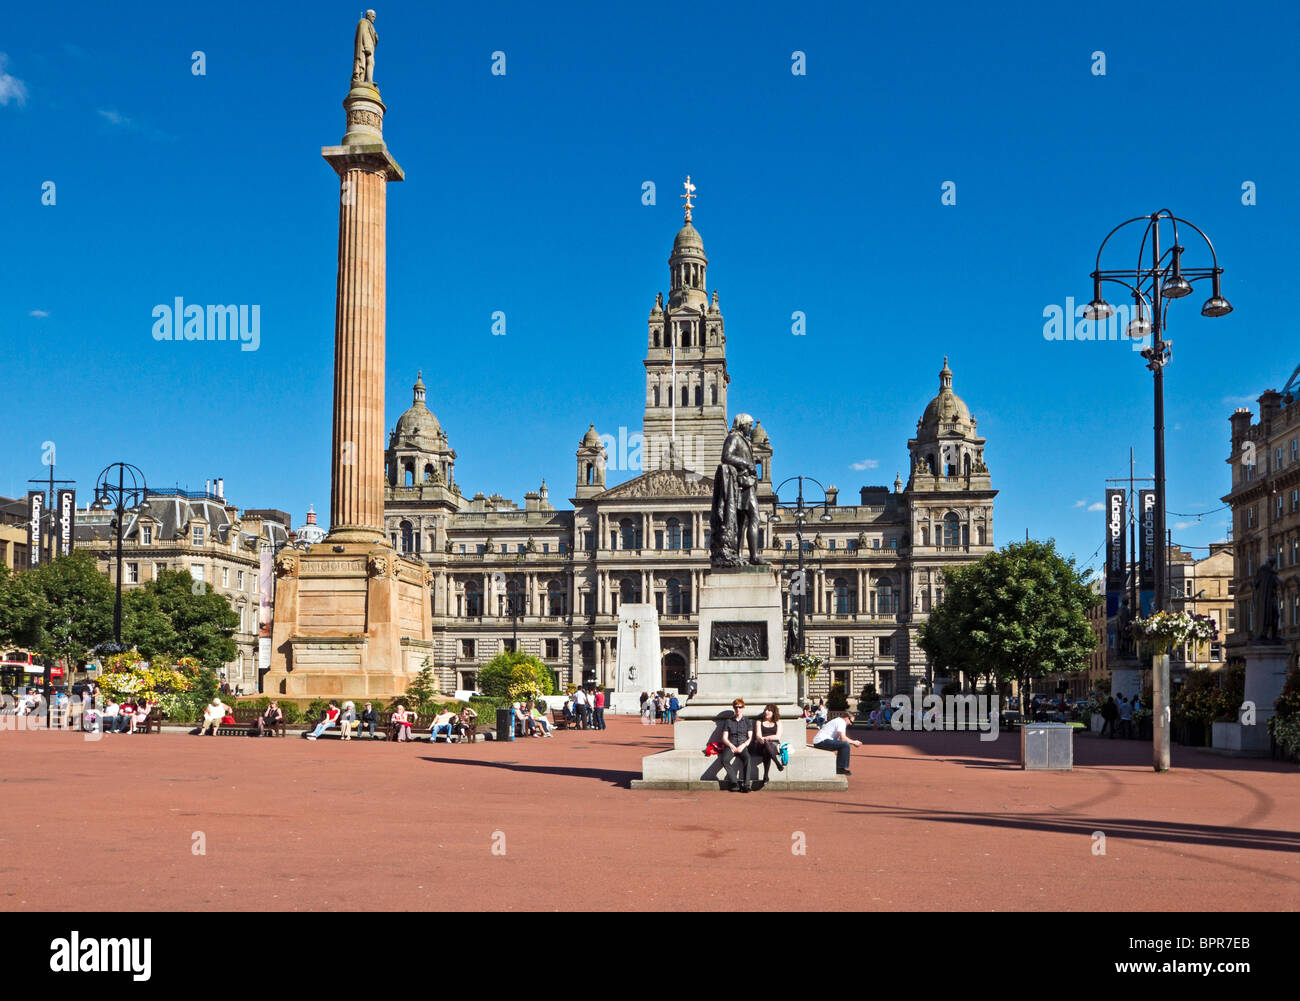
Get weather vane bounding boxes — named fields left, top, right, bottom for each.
left=681, top=175, right=697, bottom=222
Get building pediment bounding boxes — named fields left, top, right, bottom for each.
left=595, top=468, right=713, bottom=501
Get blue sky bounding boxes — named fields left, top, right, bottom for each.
left=4, top=0, right=1297, bottom=577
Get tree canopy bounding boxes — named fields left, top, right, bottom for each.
left=918, top=539, right=1098, bottom=692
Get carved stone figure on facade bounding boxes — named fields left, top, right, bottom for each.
left=1254, top=557, right=1281, bottom=643
left=275, top=552, right=299, bottom=578
left=367, top=554, right=388, bottom=578
left=785, top=611, right=800, bottom=661
left=352, top=10, right=378, bottom=85
left=812, top=532, right=824, bottom=551
left=709, top=413, right=765, bottom=567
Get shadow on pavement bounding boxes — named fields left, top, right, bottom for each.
left=418, top=756, right=640, bottom=789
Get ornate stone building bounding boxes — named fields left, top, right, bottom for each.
left=1224, top=389, right=1300, bottom=670
left=382, top=199, right=997, bottom=700
left=77, top=486, right=289, bottom=691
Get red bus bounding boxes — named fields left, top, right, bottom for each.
left=0, top=650, right=63, bottom=693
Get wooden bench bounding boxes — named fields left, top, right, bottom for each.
left=550, top=708, right=574, bottom=731
left=384, top=712, right=425, bottom=742
left=136, top=709, right=163, bottom=734
left=211, top=707, right=268, bottom=736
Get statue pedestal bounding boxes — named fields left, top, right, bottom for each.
left=1110, top=658, right=1142, bottom=704
left=633, top=566, right=846, bottom=790
left=1211, top=643, right=1290, bottom=757
left=264, top=542, right=433, bottom=702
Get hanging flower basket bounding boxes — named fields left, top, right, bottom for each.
left=1130, top=611, right=1218, bottom=658
left=791, top=653, right=823, bottom=680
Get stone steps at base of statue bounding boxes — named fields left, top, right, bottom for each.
left=635, top=746, right=846, bottom=789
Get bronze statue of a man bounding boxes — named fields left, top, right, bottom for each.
left=710, top=413, right=765, bottom=567
left=1254, top=557, right=1280, bottom=642
left=353, top=9, right=378, bottom=84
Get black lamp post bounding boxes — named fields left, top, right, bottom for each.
left=1084, top=210, right=1232, bottom=772
left=91, top=463, right=148, bottom=648
left=770, top=476, right=833, bottom=698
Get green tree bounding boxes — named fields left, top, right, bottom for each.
left=144, top=569, right=238, bottom=671
left=918, top=539, right=1098, bottom=703
left=477, top=650, right=555, bottom=703
left=23, top=553, right=115, bottom=670
left=402, top=660, right=441, bottom=714
left=122, top=588, right=180, bottom=660
left=0, top=564, right=46, bottom=650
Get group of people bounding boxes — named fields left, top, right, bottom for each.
left=511, top=700, right=554, bottom=738
left=715, top=699, right=863, bottom=792
left=562, top=687, right=606, bottom=729
left=1097, top=693, right=1141, bottom=739
left=90, top=695, right=154, bottom=734
left=639, top=690, right=681, bottom=725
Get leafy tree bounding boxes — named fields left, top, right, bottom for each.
left=23, top=553, right=115, bottom=671
left=142, top=569, right=238, bottom=671
left=0, top=563, right=46, bottom=650
left=402, top=660, right=441, bottom=714
left=918, top=539, right=1098, bottom=705
left=122, top=588, right=180, bottom=660
left=477, top=650, right=555, bottom=703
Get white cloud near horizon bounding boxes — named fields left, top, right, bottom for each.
left=29, top=309, right=49, bottom=318
left=1087, top=501, right=1104, bottom=512
left=850, top=458, right=879, bottom=471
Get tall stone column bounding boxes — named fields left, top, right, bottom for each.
left=323, top=82, right=404, bottom=543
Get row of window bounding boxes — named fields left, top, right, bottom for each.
left=122, top=561, right=256, bottom=595
left=832, top=636, right=895, bottom=657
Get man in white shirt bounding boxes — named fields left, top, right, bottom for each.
left=572, top=687, right=589, bottom=729
left=813, top=710, right=862, bottom=775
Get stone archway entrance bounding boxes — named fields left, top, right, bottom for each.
left=662, top=652, right=687, bottom=692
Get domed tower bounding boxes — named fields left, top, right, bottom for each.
left=387, top=371, right=456, bottom=489
left=384, top=371, right=461, bottom=556
left=750, top=420, right=773, bottom=486
left=906, top=356, right=995, bottom=554
left=575, top=423, right=607, bottom=499
left=642, top=176, right=730, bottom=475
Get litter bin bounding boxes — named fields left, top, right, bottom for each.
left=495, top=707, right=515, bottom=742
left=1022, top=722, right=1073, bottom=770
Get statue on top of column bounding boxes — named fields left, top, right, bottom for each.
left=352, top=10, right=378, bottom=85
left=710, top=413, right=766, bottom=568
left=1254, top=557, right=1281, bottom=643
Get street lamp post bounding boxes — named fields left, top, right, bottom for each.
left=770, top=475, right=833, bottom=701
left=1084, top=210, right=1232, bottom=772
left=91, top=463, right=148, bottom=648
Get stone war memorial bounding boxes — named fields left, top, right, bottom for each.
left=634, top=415, right=846, bottom=790
left=265, top=10, right=434, bottom=700
left=612, top=603, right=660, bottom=713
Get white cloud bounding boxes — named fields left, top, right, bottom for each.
left=1222, top=393, right=1256, bottom=406
left=97, top=108, right=131, bottom=127
left=850, top=459, right=879, bottom=471
left=1073, top=499, right=1086, bottom=508
left=29, top=309, right=49, bottom=318
left=1175, top=521, right=1197, bottom=531
left=0, top=54, right=27, bottom=107
left=1087, top=502, right=1104, bottom=512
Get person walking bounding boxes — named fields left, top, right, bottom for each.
left=1100, top=696, right=1118, bottom=738
left=667, top=692, right=680, bottom=725
left=813, top=710, right=861, bottom=776
left=572, top=687, right=589, bottom=730
left=753, top=703, right=785, bottom=787
left=1118, top=695, right=1134, bottom=740
left=720, top=698, right=754, bottom=793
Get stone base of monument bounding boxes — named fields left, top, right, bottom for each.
left=633, top=565, right=846, bottom=791
left=1209, top=643, right=1290, bottom=758
left=265, top=539, right=433, bottom=702
left=609, top=692, right=646, bottom=715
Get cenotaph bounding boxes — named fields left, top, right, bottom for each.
left=611, top=603, right=661, bottom=714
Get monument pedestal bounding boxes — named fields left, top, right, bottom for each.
left=1109, top=658, right=1141, bottom=704
left=265, top=543, right=433, bottom=701
left=633, top=565, right=846, bottom=790
left=611, top=603, right=659, bottom=714
left=1211, top=643, right=1290, bottom=757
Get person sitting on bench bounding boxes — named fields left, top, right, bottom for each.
left=430, top=708, right=458, bottom=743
left=198, top=698, right=231, bottom=736
left=360, top=702, right=379, bottom=738
left=305, top=701, right=340, bottom=740
left=257, top=701, right=284, bottom=736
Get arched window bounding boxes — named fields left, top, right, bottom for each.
left=620, top=518, right=640, bottom=550
left=586, top=463, right=594, bottom=486
left=834, top=578, right=855, bottom=614
left=929, top=454, right=937, bottom=475
left=404, top=463, right=414, bottom=487
left=680, top=385, right=688, bottom=407
left=653, top=386, right=660, bottom=407
left=620, top=577, right=641, bottom=605
left=875, top=577, right=895, bottom=615
left=756, top=461, right=763, bottom=480
left=547, top=580, right=567, bottom=616
left=943, top=513, right=960, bottom=547
left=963, top=453, right=971, bottom=476
left=423, top=464, right=434, bottom=483
left=921, top=525, right=930, bottom=546
left=694, top=384, right=702, bottom=405
left=653, top=330, right=660, bottom=347
left=667, top=577, right=683, bottom=614
left=400, top=520, right=414, bottom=554
left=710, top=383, right=718, bottom=404
left=666, top=517, right=682, bottom=550
left=464, top=581, right=482, bottom=617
